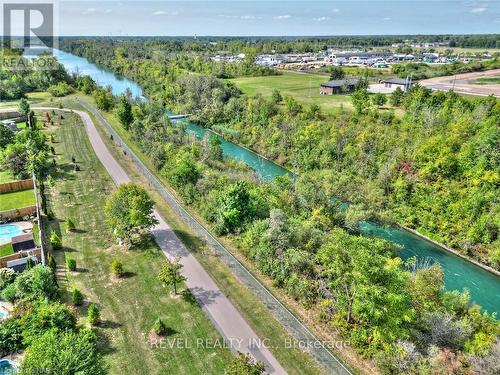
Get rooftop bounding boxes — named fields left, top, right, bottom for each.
left=320, top=78, right=359, bottom=88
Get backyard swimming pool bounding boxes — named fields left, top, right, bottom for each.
left=0, top=359, right=16, bottom=374
left=0, top=224, right=22, bottom=245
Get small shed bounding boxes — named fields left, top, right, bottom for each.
left=320, top=78, right=359, bottom=95
left=379, top=78, right=410, bottom=91
left=11, top=233, right=36, bottom=252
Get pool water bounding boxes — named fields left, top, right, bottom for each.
left=0, top=360, right=16, bottom=375
left=0, top=308, right=8, bottom=320
left=0, top=225, right=22, bottom=245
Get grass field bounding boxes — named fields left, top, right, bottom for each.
left=42, top=110, right=234, bottom=374
left=0, top=189, right=35, bottom=211
left=229, top=71, right=353, bottom=113
left=39, top=94, right=331, bottom=375
left=0, top=243, right=14, bottom=257
left=0, top=170, right=13, bottom=184
left=473, top=77, right=500, bottom=84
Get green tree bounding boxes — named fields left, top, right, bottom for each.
left=372, top=93, right=387, bottom=107
left=271, top=89, right=283, bottom=104
left=0, top=126, right=15, bottom=149
left=18, top=98, right=30, bottom=118
left=93, top=87, right=114, bottom=111
left=152, top=318, right=168, bottom=336
left=157, top=259, right=186, bottom=295
left=226, top=352, right=266, bottom=375
left=66, top=258, right=77, bottom=272
left=12, top=265, right=58, bottom=301
left=329, top=66, right=345, bottom=80
left=351, top=88, right=370, bottom=114
left=215, top=181, right=253, bottom=234
left=317, top=229, right=415, bottom=349
left=87, top=303, right=100, bottom=325
left=208, top=135, right=223, bottom=161
left=110, top=259, right=124, bottom=278
left=104, top=183, right=158, bottom=245
left=72, top=288, right=84, bottom=306
left=390, top=87, right=405, bottom=107
left=22, top=302, right=77, bottom=345
left=116, top=94, right=133, bottom=129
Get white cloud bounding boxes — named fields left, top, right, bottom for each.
left=240, top=15, right=255, bottom=20
left=383, top=17, right=392, bottom=21
left=152, top=10, right=179, bottom=16
left=314, top=17, right=330, bottom=22
left=105, top=9, right=112, bottom=14
left=470, top=7, right=486, bottom=13
left=274, top=15, right=291, bottom=20
left=83, top=7, right=96, bottom=15
left=332, top=9, right=340, bottom=13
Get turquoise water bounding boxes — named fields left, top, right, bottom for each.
left=0, top=360, right=16, bottom=375
left=52, top=50, right=500, bottom=314
left=0, top=308, right=7, bottom=320
left=25, top=49, right=143, bottom=98
left=0, top=224, right=22, bottom=245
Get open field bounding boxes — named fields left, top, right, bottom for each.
left=42, top=110, right=234, bottom=374
left=0, top=189, right=35, bottom=211
left=229, top=71, right=353, bottom=113
left=420, top=68, right=500, bottom=97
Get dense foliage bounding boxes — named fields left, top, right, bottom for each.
left=56, top=39, right=500, bottom=373
left=68, top=38, right=499, bottom=267
left=0, top=49, right=69, bottom=100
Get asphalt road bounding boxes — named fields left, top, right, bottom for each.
left=30, top=107, right=287, bottom=375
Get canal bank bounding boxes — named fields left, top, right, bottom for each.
left=48, top=48, right=500, bottom=315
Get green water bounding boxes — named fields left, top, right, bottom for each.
left=53, top=50, right=500, bottom=315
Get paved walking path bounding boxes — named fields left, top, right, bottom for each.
left=28, top=107, right=287, bottom=374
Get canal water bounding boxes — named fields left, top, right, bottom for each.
left=48, top=49, right=500, bottom=314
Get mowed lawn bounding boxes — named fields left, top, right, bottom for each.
left=229, top=71, right=353, bottom=113
left=43, top=111, right=233, bottom=374
left=0, top=189, right=35, bottom=211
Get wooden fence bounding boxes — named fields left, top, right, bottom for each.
left=0, top=248, right=41, bottom=268
left=0, top=206, right=37, bottom=220
left=0, top=111, right=20, bottom=120
left=0, top=179, right=33, bottom=193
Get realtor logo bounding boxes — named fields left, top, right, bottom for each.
left=2, top=1, right=58, bottom=55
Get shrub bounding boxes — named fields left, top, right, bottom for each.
left=10, top=265, right=58, bottom=301
left=87, top=304, right=100, bottom=325
left=110, top=260, right=124, bottom=278
left=50, top=231, right=62, bottom=250
left=0, top=268, right=16, bottom=289
left=22, top=302, right=77, bottom=345
left=66, top=219, right=76, bottom=232
left=48, top=256, right=57, bottom=272
left=72, top=288, right=84, bottom=306
left=66, top=258, right=77, bottom=272
left=152, top=318, right=167, bottom=336
left=0, top=318, right=24, bottom=357
left=1, top=283, right=17, bottom=302
left=20, top=329, right=105, bottom=375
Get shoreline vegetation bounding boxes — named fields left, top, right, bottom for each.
left=1, top=38, right=499, bottom=375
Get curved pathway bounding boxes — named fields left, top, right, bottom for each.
left=24, top=107, right=287, bottom=374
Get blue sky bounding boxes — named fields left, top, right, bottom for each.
left=56, top=1, right=499, bottom=36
